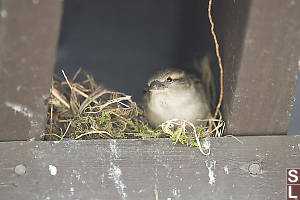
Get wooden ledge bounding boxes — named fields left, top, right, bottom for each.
left=0, top=136, right=299, bottom=199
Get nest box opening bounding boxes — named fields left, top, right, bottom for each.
left=55, top=0, right=216, bottom=103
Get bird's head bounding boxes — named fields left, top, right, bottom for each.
left=144, top=68, right=193, bottom=94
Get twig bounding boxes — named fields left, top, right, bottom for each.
left=84, top=96, right=132, bottom=113
left=187, top=120, right=210, bottom=156
left=62, top=69, right=99, bottom=108
left=62, top=69, right=72, bottom=89
left=224, top=135, right=244, bottom=144
left=154, top=184, right=159, bottom=200
left=74, top=131, right=112, bottom=140
left=208, top=0, right=224, bottom=119
left=60, top=121, right=72, bottom=141
left=49, top=79, right=54, bottom=135
left=72, top=67, right=82, bottom=82
left=51, top=87, right=70, bottom=109
left=79, top=88, right=109, bottom=113
left=44, top=133, right=62, bottom=140
left=161, top=119, right=212, bottom=155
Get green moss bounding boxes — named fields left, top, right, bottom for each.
left=166, top=125, right=209, bottom=147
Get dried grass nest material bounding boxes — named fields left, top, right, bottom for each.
left=44, top=68, right=225, bottom=155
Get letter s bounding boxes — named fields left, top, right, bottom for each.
left=288, top=169, right=299, bottom=183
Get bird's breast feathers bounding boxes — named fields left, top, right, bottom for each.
left=146, top=86, right=209, bottom=126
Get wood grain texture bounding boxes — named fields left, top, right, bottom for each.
left=216, top=0, right=300, bottom=135
left=0, top=0, right=62, bottom=141
left=0, top=136, right=299, bottom=200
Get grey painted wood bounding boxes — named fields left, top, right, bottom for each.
left=0, top=136, right=299, bottom=200
left=288, top=70, right=300, bottom=135
left=217, top=0, right=300, bottom=135
left=0, top=0, right=62, bottom=141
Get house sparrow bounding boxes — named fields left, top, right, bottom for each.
left=143, top=68, right=210, bottom=128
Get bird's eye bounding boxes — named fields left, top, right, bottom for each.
left=166, top=77, right=173, bottom=82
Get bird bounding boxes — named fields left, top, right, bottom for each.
left=143, top=68, right=210, bottom=128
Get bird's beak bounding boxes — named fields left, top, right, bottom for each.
left=148, top=80, right=166, bottom=92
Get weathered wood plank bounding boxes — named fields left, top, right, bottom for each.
left=217, top=0, right=300, bottom=135
left=0, top=0, right=62, bottom=141
left=0, top=136, right=299, bottom=200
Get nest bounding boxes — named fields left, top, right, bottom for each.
left=44, top=67, right=225, bottom=155
left=44, top=68, right=163, bottom=141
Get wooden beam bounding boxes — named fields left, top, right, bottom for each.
left=0, top=0, right=62, bottom=141
left=217, top=0, right=300, bottom=135
left=0, top=136, right=299, bottom=199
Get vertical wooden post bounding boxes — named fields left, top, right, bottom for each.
left=218, top=0, right=300, bottom=135
left=0, top=0, right=62, bottom=141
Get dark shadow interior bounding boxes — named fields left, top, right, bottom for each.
left=55, top=0, right=214, bottom=103
left=54, top=0, right=300, bottom=135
